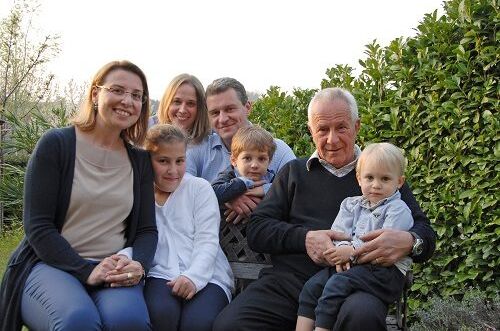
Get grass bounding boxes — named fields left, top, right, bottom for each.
left=0, top=226, right=24, bottom=278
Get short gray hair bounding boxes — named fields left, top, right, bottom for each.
left=307, top=88, right=358, bottom=124
left=206, top=77, right=248, bottom=105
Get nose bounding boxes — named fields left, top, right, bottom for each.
left=178, top=103, right=187, bottom=114
left=326, top=130, right=339, bottom=144
left=218, top=111, right=229, bottom=123
left=372, top=179, right=381, bottom=188
left=120, top=92, right=134, bottom=105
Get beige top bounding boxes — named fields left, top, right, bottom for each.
left=61, top=133, right=133, bottom=260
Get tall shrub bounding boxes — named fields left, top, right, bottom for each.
left=251, top=0, right=499, bottom=310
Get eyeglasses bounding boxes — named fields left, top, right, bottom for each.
left=96, top=85, right=147, bottom=104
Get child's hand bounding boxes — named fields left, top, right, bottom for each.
left=167, top=275, right=196, bottom=300
left=323, top=245, right=354, bottom=265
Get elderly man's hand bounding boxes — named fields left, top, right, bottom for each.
left=305, top=230, right=350, bottom=266
left=224, top=195, right=262, bottom=224
left=354, top=229, right=413, bottom=266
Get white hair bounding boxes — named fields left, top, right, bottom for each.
left=307, top=88, right=359, bottom=124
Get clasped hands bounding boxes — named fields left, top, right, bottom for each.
left=305, top=229, right=413, bottom=272
left=224, top=180, right=266, bottom=224
left=86, top=254, right=144, bottom=288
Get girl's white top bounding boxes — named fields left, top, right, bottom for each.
left=148, top=173, right=234, bottom=301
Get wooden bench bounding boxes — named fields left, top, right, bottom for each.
left=220, top=221, right=412, bottom=331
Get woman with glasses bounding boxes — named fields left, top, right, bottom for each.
left=0, top=60, right=158, bottom=331
left=153, top=74, right=211, bottom=145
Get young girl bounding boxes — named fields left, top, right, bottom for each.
left=143, top=124, right=234, bottom=331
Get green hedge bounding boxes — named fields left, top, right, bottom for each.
left=250, top=0, right=499, bottom=310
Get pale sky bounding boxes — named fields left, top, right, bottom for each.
left=1, top=0, right=445, bottom=100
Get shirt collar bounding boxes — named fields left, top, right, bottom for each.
left=209, top=132, right=230, bottom=154
left=359, top=190, right=401, bottom=210
left=306, top=145, right=361, bottom=177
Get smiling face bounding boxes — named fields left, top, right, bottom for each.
left=231, top=148, right=270, bottom=181
left=168, top=82, right=198, bottom=133
left=150, top=141, right=186, bottom=194
left=207, top=88, right=251, bottom=148
left=357, top=158, right=404, bottom=205
left=309, top=98, right=360, bottom=168
left=92, top=69, right=143, bottom=133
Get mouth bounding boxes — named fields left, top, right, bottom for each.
left=176, top=115, right=190, bottom=121
left=113, top=108, right=132, bottom=117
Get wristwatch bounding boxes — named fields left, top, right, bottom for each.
left=409, top=231, right=424, bottom=257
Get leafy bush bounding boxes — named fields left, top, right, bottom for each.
left=411, top=289, right=499, bottom=331
left=251, top=0, right=499, bottom=311
left=0, top=105, right=72, bottom=226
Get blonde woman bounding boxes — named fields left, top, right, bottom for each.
left=154, top=73, right=211, bottom=145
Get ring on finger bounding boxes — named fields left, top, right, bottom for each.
left=127, top=272, right=132, bottom=279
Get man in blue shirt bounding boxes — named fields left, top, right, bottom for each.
left=186, top=77, right=295, bottom=223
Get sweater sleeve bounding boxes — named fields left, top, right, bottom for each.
left=130, top=150, right=158, bottom=272
left=181, top=179, right=220, bottom=292
left=211, top=167, right=248, bottom=204
left=400, top=183, right=436, bottom=262
left=23, top=129, right=95, bottom=284
left=248, top=161, right=308, bottom=254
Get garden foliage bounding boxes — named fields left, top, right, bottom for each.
left=250, top=0, right=499, bottom=310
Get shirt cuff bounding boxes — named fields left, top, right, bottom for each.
left=237, top=176, right=255, bottom=189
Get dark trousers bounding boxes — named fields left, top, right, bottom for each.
left=144, top=277, right=229, bottom=331
left=213, top=269, right=389, bottom=331
left=298, top=264, right=405, bottom=329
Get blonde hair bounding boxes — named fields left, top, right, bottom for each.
left=356, top=142, right=407, bottom=176
left=157, top=74, right=210, bottom=144
left=72, top=60, right=150, bottom=145
left=144, top=124, right=188, bottom=153
left=231, top=126, right=276, bottom=160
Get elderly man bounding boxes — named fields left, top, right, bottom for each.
left=213, top=88, right=436, bottom=331
left=186, top=77, right=295, bottom=221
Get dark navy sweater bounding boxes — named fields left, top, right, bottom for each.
left=248, top=158, right=436, bottom=282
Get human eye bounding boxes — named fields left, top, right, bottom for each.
left=382, top=176, right=391, bottom=182
left=110, top=86, right=125, bottom=95
left=131, top=91, right=143, bottom=102
left=187, top=101, right=197, bottom=108
left=176, top=158, right=185, bottom=165
left=209, top=109, right=219, bottom=117
left=173, top=99, right=182, bottom=105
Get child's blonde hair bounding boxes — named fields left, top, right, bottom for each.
left=356, top=142, right=407, bottom=176
left=231, top=126, right=277, bottom=160
left=144, top=124, right=188, bottom=153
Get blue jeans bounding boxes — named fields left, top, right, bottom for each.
left=144, top=277, right=229, bottom=331
left=21, top=262, right=151, bottom=331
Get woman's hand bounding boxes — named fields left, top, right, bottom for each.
left=103, top=254, right=145, bottom=287
left=167, top=275, right=196, bottom=300
left=86, top=256, right=119, bottom=286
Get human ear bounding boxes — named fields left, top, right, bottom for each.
left=398, top=176, right=405, bottom=189
left=230, top=154, right=238, bottom=167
